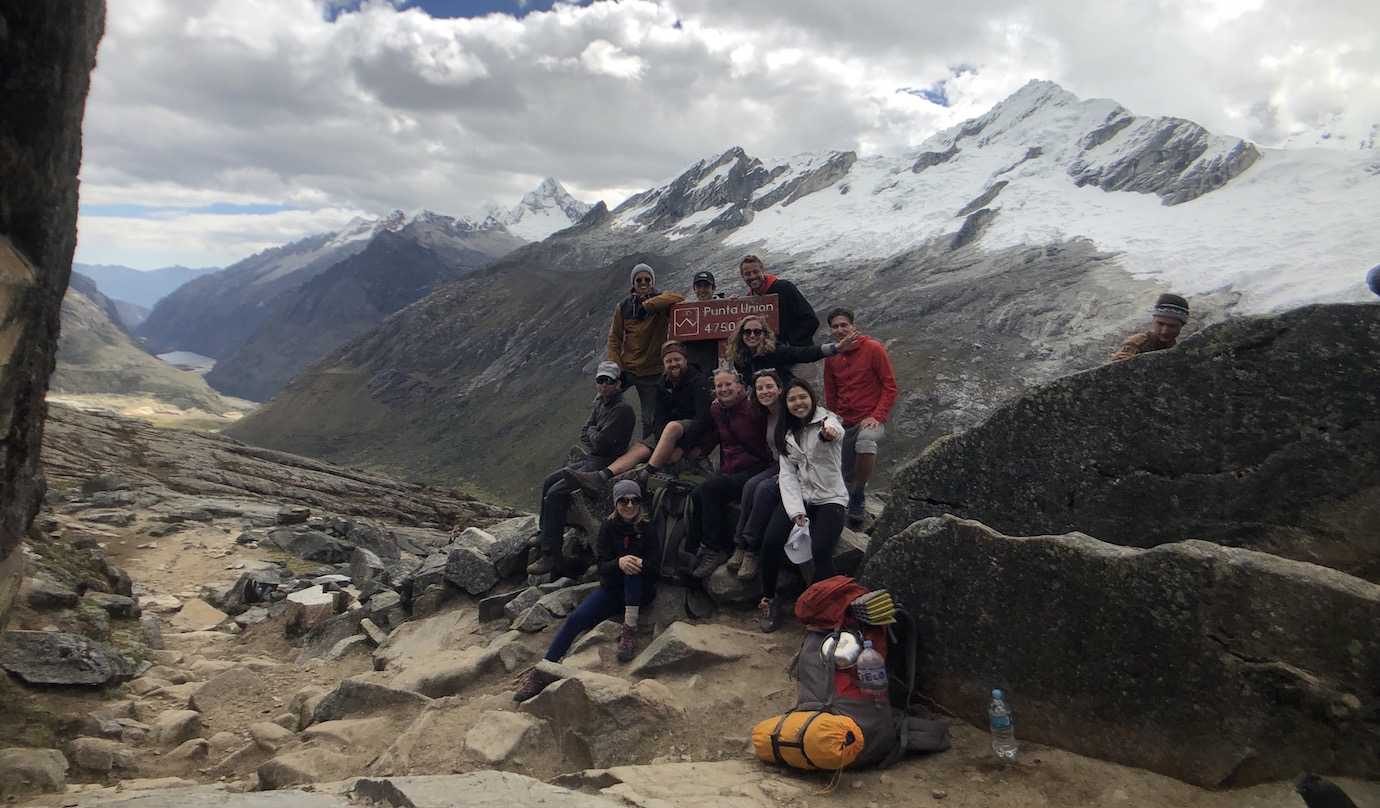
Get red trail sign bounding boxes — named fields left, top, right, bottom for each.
left=668, top=294, right=779, bottom=342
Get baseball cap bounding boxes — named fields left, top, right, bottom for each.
left=595, top=361, right=622, bottom=381
left=693, top=271, right=716, bottom=286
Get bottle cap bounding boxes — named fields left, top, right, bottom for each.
left=863, top=640, right=873, bottom=649
left=992, top=688, right=1004, bottom=699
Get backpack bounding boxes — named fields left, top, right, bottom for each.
left=647, top=477, right=699, bottom=584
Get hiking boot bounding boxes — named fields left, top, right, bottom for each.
left=525, top=552, right=556, bottom=576
left=691, top=549, right=729, bottom=579
left=616, top=623, right=638, bottom=662
left=736, top=551, right=760, bottom=580
left=846, top=509, right=866, bottom=531
left=725, top=547, right=746, bottom=572
left=512, top=668, right=546, bottom=702
left=759, top=597, right=782, bottom=633
left=563, top=467, right=609, bottom=497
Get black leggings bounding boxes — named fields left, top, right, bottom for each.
left=760, top=502, right=844, bottom=600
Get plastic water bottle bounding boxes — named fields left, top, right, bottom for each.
left=989, top=688, right=1018, bottom=761
left=856, top=640, right=888, bottom=704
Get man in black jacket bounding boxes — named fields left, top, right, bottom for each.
left=565, top=341, right=710, bottom=495
left=738, top=254, right=819, bottom=348
left=528, top=361, right=636, bottom=575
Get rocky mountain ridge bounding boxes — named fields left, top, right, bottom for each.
left=72, top=263, right=218, bottom=310
left=483, top=177, right=595, bottom=242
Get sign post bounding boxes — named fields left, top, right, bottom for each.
left=669, top=294, right=780, bottom=344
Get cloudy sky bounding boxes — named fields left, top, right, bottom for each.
left=76, top=0, right=1379, bottom=269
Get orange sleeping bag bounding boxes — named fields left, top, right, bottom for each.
left=752, top=710, right=864, bottom=771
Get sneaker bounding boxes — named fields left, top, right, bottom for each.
left=736, top=551, right=759, bottom=580
left=616, top=624, right=638, bottom=662
left=725, top=547, right=746, bottom=572
left=563, top=467, right=610, bottom=497
left=512, top=669, right=546, bottom=702
left=525, top=552, right=556, bottom=576
left=759, top=598, right=782, bottom=633
left=846, top=509, right=866, bottom=530
left=691, top=549, right=729, bottom=579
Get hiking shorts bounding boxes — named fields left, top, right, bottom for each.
left=844, top=422, right=885, bottom=455
left=637, top=419, right=697, bottom=451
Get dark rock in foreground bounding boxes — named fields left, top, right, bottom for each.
left=877, top=304, right=1380, bottom=582
left=861, top=515, right=1380, bottom=788
left=0, top=630, right=137, bottom=686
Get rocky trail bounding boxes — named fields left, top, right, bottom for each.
left=0, top=405, right=1374, bottom=807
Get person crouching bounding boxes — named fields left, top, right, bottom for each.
left=513, top=480, right=658, bottom=701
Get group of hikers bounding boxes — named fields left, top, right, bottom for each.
left=513, top=253, right=1193, bottom=699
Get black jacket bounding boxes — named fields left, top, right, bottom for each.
left=733, top=342, right=836, bottom=385
left=579, top=389, right=635, bottom=464
left=650, top=367, right=711, bottom=438
left=764, top=277, right=819, bottom=347
left=596, top=516, right=660, bottom=600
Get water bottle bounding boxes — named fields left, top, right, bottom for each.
left=856, top=640, right=888, bottom=703
left=988, top=688, right=1018, bottom=761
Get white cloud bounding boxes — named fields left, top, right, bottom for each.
left=78, top=0, right=1380, bottom=267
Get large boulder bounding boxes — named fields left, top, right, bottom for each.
left=0, top=747, right=68, bottom=799
left=860, top=515, right=1380, bottom=787
left=626, top=621, right=753, bottom=677
left=518, top=661, right=680, bottom=768
left=0, top=630, right=136, bottom=685
left=877, top=304, right=1380, bottom=581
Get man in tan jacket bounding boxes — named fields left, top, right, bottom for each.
left=607, top=263, right=684, bottom=438
left=1112, top=293, right=1190, bottom=362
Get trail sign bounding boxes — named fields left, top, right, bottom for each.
left=669, top=295, right=779, bottom=342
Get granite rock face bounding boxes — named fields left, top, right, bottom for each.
left=861, top=516, right=1380, bottom=787
left=0, top=2, right=105, bottom=629
left=877, top=304, right=1380, bottom=582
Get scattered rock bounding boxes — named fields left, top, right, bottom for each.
left=234, top=606, right=270, bottom=627
left=478, top=589, right=526, bottom=622
left=444, top=546, right=498, bottom=596
left=208, top=731, right=240, bottom=751
left=82, top=591, right=140, bottom=618
left=359, top=618, right=388, bottom=646
left=150, top=710, right=202, bottom=747
left=0, top=747, right=68, bottom=799
left=627, top=622, right=753, bottom=676
left=705, top=564, right=762, bottom=605
left=68, top=737, right=135, bottom=772
left=311, top=679, right=430, bottom=724
left=0, top=630, right=137, bottom=686
left=269, top=528, right=351, bottom=563
left=536, top=582, right=599, bottom=618
left=488, top=630, right=536, bottom=672
left=464, top=711, right=546, bottom=764
left=503, top=586, right=544, bottom=621
left=298, top=610, right=367, bottom=660
left=285, top=586, right=337, bottom=633
left=326, top=634, right=371, bottom=660
left=167, top=737, right=210, bottom=760
left=85, top=510, right=136, bottom=526
left=141, top=594, right=182, bottom=613
left=371, top=608, right=471, bottom=672
left=350, top=772, right=619, bottom=808
left=511, top=603, right=556, bottom=633
left=302, top=717, right=389, bottom=748
left=140, top=612, right=165, bottom=650
left=932, top=789, right=948, bottom=800
left=190, top=667, right=265, bottom=714
left=390, top=646, right=501, bottom=698
left=220, top=569, right=281, bottom=615
left=276, top=506, right=310, bottom=525
left=349, top=547, right=385, bottom=587
left=169, top=599, right=227, bottom=632
left=405, top=553, right=448, bottom=595
left=23, top=575, right=78, bottom=609
left=249, top=721, right=295, bottom=752
left=410, top=584, right=455, bottom=619
left=257, top=747, right=352, bottom=790
left=519, top=661, right=680, bottom=767
left=82, top=474, right=130, bottom=494
left=568, top=620, right=623, bottom=656
left=143, top=665, right=191, bottom=684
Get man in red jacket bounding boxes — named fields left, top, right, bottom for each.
left=823, top=308, right=898, bottom=529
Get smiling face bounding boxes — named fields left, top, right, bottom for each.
left=829, top=313, right=856, bottom=342
left=615, top=496, right=641, bottom=520
left=713, top=370, right=744, bottom=405
left=662, top=349, right=687, bottom=379
left=754, top=374, right=781, bottom=407
left=739, top=260, right=766, bottom=292
left=632, top=271, right=653, bottom=294
left=693, top=281, right=715, bottom=301
left=785, top=384, right=813, bottom=418
left=739, top=317, right=765, bottom=350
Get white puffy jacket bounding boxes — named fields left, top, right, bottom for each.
left=778, top=406, right=849, bottom=519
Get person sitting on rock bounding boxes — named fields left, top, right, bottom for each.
left=527, top=361, right=635, bottom=577
left=822, top=307, right=898, bottom=529
left=758, top=378, right=846, bottom=633
left=1111, top=293, right=1190, bottom=362
left=737, top=254, right=819, bottom=348
left=726, top=370, right=786, bottom=583
left=564, top=341, right=711, bottom=495
left=514, top=480, right=658, bottom=700
left=607, top=262, right=685, bottom=439
left=725, top=314, right=857, bottom=386
left=687, top=368, right=775, bottom=579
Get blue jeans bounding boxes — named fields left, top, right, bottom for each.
left=543, top=574, right=645, bottom=662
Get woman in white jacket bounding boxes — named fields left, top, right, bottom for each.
left=757, top=378, right=848, bottom=632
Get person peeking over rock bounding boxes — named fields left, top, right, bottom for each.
left=1111, top=293, right=1190, bottom=362
left=514, top=479, right=658, bottom=701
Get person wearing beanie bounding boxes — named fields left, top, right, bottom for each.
left=564, top=340, right=711, bottom=496
left=1111, top=293, right=1190, bottom=362
left=607, top=262, right=685, bottom=439
left=513, top=479, right=658, bottom=701
left=527, top=361, right=635, bottom=577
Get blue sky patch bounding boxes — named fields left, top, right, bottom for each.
left=82, top=202, right=299, bottom=218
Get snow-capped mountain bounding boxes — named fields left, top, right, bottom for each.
left=485, top=177, right=594, bottom=242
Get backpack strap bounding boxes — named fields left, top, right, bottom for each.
left=768, top=710, right=827, bottom=770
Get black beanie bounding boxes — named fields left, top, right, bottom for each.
left=1152, top=293, right=1189, bottom=323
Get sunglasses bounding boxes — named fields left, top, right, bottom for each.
left=616, top=496, right=642, bottom=506
left=740, top=328, right=765, bottom=336
left=595, top=376, right=619, bottom=384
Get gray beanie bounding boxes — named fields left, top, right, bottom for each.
left=630, top=263, right=655, bottom=287
left=612, top=479, right=642, bottom=501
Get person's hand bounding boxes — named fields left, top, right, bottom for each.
left=618, top=555, right=643, bottom=575
left=820, top=422, right=842, bottom=441
left=837, top=332, right=862, bottom=352
left=859, top=416, right=881, bottom=431
left=794, top=515, right=808, bottom=528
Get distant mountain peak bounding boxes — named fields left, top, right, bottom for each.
left=489, top=177, right=595, bottom=242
